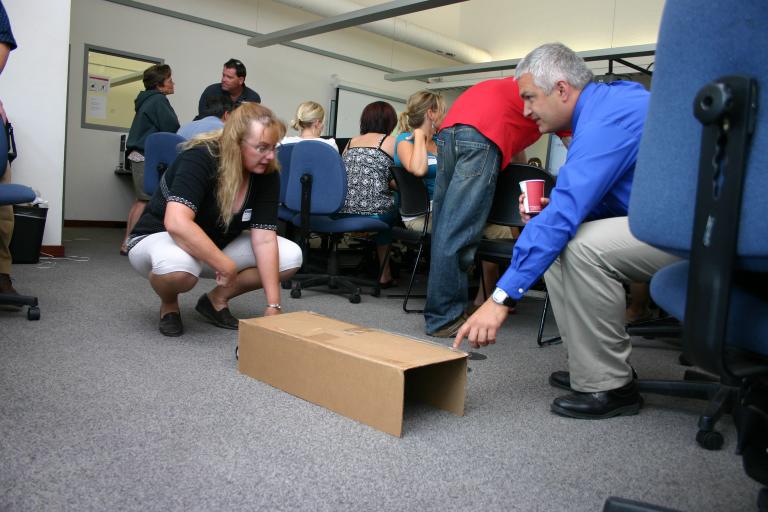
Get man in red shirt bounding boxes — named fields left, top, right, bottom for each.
left=425, top=78, right=547, bottom=336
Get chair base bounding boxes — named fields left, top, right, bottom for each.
left=290, top=273, right=380, bottom=304
left=387, top=291, right=425, bottom=313
left=638, top=369, right=737, bottom=451
left=626, top=315, right=682, bottom=338
left=0, top=292, right=41, bottom=320
left=537, top=291, right=562, bottom=347
left=290, top=232, right=383, bottom=304
left=383, top=233, right=428, bottom=313
left=603, top=496, right=681, bottom=512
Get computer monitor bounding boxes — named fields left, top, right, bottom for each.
left=545, top=134, right=568, bottom=176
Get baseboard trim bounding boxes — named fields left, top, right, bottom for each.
left=41, top=245, right=65, bottom=258
left=64, top=220, right=126, bottom=228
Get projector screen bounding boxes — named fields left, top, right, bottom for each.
left=331, top=86, right=406, bottom=138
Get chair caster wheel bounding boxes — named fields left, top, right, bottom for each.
left=290, top=288, right=301, bottom=299
left=696, top=429, right=724, bottom=450
left=349, top=293, right=361, bottom=304
left=757, top=487, right=767, bottom=511
left=235, top=346, right=239, bottom=360
left=27, top=306, right=40, bottom=321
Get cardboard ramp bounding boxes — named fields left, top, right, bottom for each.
left=238, top=311, right=467, bottom=437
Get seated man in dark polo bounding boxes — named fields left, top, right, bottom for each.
left=454, top=42, right=678, bottom=420
left=197, top=58, right=260, bottom=118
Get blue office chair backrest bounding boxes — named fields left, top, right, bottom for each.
left=285, top=140, right=347, bottom=215
left=629, top=0, right=768, bottom=272
left=143, top=132, right=187, bottom=196
left=277, top=143, right=295, bottom=206
left=0, top=121, right=35, bottom=205
left=0, top=121, right=8, bottom=176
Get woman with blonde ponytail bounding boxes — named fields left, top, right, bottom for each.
left=280, top=101, right=338, bottom=150
left=393, top=90, right=446, bottom=232
left=126, top=103, right=303, bottom=337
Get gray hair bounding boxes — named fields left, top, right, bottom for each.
left=515, top=42, right=593, bottom=94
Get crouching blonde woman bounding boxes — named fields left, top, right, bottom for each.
left=127, top=103, right=302, bottom=336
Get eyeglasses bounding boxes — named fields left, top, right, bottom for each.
left=243, top=141, right=276, bottom=155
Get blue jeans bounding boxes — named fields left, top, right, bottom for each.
left=424, top=125, right=500, bottom=333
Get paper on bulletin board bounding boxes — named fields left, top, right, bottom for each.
left=88, top=74, right=110, bottom=94
left=86, top=74, right=110, bottom=120
left=87, top=95, right=107, bottom=119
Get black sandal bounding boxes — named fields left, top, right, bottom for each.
left=195, top=293, right=239, bottom=330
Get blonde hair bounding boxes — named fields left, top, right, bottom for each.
left=184, top=102, right=286, bottom=227
left=290, top=101, right=325, bottom=132
left=397, top=90, right=446, bottom=133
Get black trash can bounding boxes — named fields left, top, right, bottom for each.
left=9, top=204, right=47, bottom=264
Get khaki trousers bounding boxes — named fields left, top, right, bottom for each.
left=0, top=164, right=13, bottom=274
left=544, top=216, right=679, bottom=392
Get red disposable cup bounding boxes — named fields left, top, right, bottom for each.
left=520, top=179, right=545, bottom=213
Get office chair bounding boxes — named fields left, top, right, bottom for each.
left=603, top=2, right=768, bottom=510
left=475, top=163, right=558, bottom=346
left=276, top=143, right=296, bottom=223
left=284, top=140, right=390, bottom=303
left=143, top=132, right=186, bottom=196
left=626, top=0, right=768, bottom=454
left=0, top=123, right=40, bottom=320
left=387, top=166, right=431, bottom=313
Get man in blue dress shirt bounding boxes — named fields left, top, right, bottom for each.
left=178, top=96, right=234, bottom=139
left=454, top=43, right=678, bottom=419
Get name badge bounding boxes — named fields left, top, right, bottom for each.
left=242, top=208, right=252, bottom=222
left=427, top=155, right=438, bottom=166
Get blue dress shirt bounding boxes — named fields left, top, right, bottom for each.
left=0, top=1, right=17, bottom=50
left=497, top=81, right=650, bottom=299
left=176, top=116, right=224, bottom=140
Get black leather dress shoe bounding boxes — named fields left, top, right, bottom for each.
left=549, top=371, right=571, bottom=391
left=195, top=293, right=239, bottom=330
left=548, top=367, right=639, bottom=391
left=159, top=312, right=183, bottom=337
left=551, top=379, right=643, bottom=419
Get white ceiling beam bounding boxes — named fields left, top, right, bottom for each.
left=384, top=44, right=656, bottom=81
left=247, top=0, right=468, bottom=48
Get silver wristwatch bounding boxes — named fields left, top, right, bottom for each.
left=491, top=287, right=515, bottom=307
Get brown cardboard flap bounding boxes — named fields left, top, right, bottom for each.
left=243, top=312, right=465, bottom=370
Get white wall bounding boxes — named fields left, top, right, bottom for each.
left=66, top=0, right=453, bottom=222
left=3, top=0, right=70, bottom=246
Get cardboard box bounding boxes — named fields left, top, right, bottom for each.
left=238, top=311, right=467, bottom=437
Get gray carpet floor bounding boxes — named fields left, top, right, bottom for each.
left=0, top=227, right=762, bottom=511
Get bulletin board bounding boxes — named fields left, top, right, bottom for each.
left=81, top=45, right=162, bottom=132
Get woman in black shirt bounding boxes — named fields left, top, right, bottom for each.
left=127, top=103, right=302, bottom=336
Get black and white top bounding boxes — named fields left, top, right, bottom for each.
left=339, top=135, right=395, bottom=216
left=128, top=143, right=279, bottom=250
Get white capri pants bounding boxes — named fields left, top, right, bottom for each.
left=128, top=231, right=303, bottom=279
